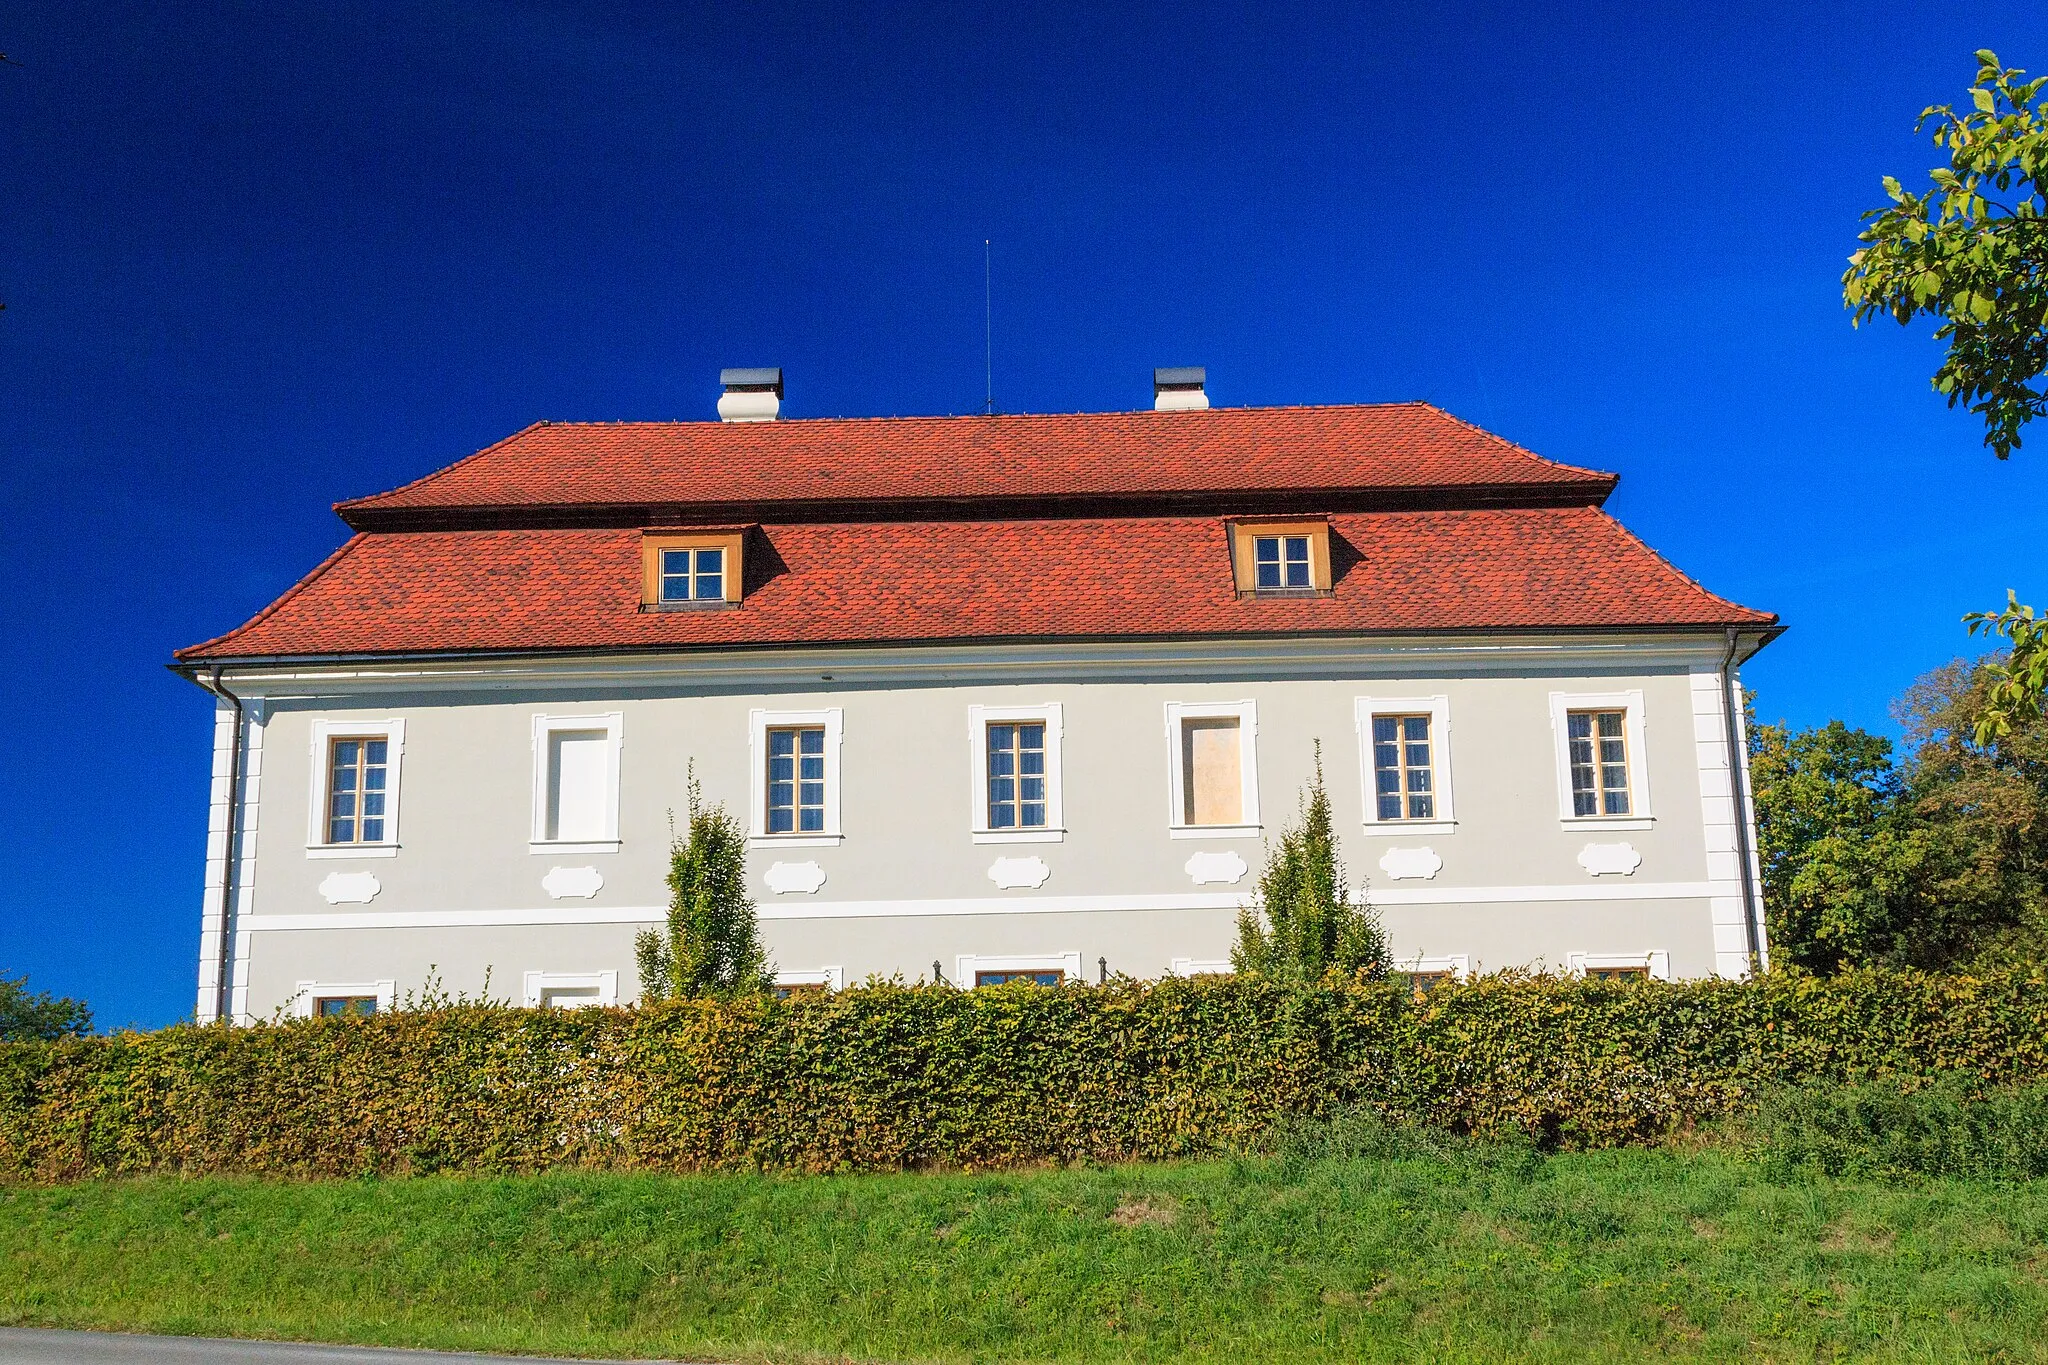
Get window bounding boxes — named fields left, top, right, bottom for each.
left=767, top=727, right=825, bottom=833
left=1355, top=697, right=1455, bottom=833
left=975, top=969, right=1065, bottom=987
left=1164, top=701, right=1260, bottom=837
left=292, top=979, right=395, bottom=1018
left=748, top=708, right=844, bottom=844
left=986, top=721, right=1046, bottom=829
left=957, top=951, right=1081, bottom=986
left=640, top=531, right=745, bottom=607
left=530, top=714, right=622, bottom=851
left=1568, top=710, right=1630, bottom=816
left=1403, top=970, right=1455, bottom=998
left=967, top=704, right=1065, bottom=842
left=522, top=970, right=618, bottom=1009
left=1568, top=951, right=1671, bottom=981
left=1547, top=691, right=1651, bottom=828
left=773, top=967, right=844, bottom=998
left=306, top=719, right=405, bottom=857
left=1228, top=520, right=1331, bottom=595
left=1168, top=958, right=1234, bottom=979
left=1254, top=535, right=1312, bottom=589
left=1394, top=954, right=1468, bottom=998
left=325, top=737, right=388, bottom=844
left=1371, top=715, right=1435, bottom=820
left=659, top=546, right=725, bottom=602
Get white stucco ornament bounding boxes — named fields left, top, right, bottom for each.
left=542, top=866, right=605, bottom=900
left=1377, top=846, right=1443, bottom=881
left=987, top=855, right=1051, bottom=890
left=1183, top=850, right=1249, bottom=886
left=318, top=870, right=381, bottom=905
left=764, top=861, right=828, bottom=895
left=1577, top=842, right=1643, bottom=877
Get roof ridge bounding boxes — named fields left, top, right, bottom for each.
left=335, top=420, right=552, bottom=513
left=172, top=534, right=369, bottom=661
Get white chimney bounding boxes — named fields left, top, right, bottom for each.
left=1154, top=367, right=1208, bottom=411
left=718, top=367, right=783, bottom=422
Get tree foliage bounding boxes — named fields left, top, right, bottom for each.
left=0, top=973, right=91, bottom=1043
left=1844, top=50, right=2048, bottom=459
left=1965, top=592, right=2048, bottom=743
left=634, top=774, right=773, bottom=1000
left=1232, top=744, right=1385, bottom=981
left=1752, top=661, right=2047, bottom=973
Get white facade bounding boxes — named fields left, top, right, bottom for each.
left=194, top=630, right=1768, bottom=1023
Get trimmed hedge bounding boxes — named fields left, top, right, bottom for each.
left=2, top=969, right=2046, bottom=1181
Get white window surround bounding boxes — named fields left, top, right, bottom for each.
left=1395, top=954, right=1470, bottom=979
left=291, top=979, right=396, bottom=1018
left=1162, top=700, right=1261, bottom=839
left=304, top=717, right=406, bottom=858
left=957, top=951, right=1083, bottom=986
left=1353, top=695, right=1457, bottom=836
left=1546, top=690, right=1654, bottom=830
left=522, top=969, right=619, bottom=1008
left=1567, top=950, right=1672, bottom=982
left=1168, top=958, right=1234, bottom=978
left=529, top=712, right=624, bottom=854
left=775, top=966, right=845, bottom=992
left=747, top=707, right=845, bottom=847
left=966, top=702, right=1066, bottom=843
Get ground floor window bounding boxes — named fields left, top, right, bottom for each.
left=315, top=995, right=377, bottom=1017
left=975, top=969, right=1065, bottom=987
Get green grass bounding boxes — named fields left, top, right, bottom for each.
left=3, top=1149, right=2046, bottom=1363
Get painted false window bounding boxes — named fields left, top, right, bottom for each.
left=1180, top=717, right=1244, bottom=826
left=1371, top=714, right=1435, bottom=820
left=1253, top=535, right=1312, bottom=590
left=659, top=546, right=725, bottom=602
left=1567, top=709, right=1632, bottom=817
left=315, top=995, right=378, bottom=1017
left=766, top=726, right=827, bottom=834
left=326, top=738, right=389, bottom=844
left=986, top=722, right=1047, bottom=829
left=975, top=969, right=1065, bottom=987
left=543, top=729, right=611, bottom=842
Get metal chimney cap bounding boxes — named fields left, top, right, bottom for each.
left=1154, top=366, right=1206, bottom=391
left=720, top=367, right=784, bottom=394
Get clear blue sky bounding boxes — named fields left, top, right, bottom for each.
left=4, top=2, right=2045, bottom=1028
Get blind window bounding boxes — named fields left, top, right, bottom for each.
left=1180, top=718, right=1243, bottom=825
left=545, top=729, right=610, bottom=841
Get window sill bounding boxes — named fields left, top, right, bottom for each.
left=1359, top=820, right=1457, bottom=837
left=1559, top=817, right=1654, bottom=832
left=1168, top=824, right=1262, bottom=841
left=748, top=834, right=845, bottom=849
left=639, top=599, right=739, bottom=613
left=971, top=829, right=1066, bottom=844
left=527, top=839, right=622, bottom=855
left=306, top=844, right=399, bottom=860
left=1235, top=588, right=1333, bottom=600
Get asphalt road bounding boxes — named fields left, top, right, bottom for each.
left=0, top=1330, right=690, bottom=1365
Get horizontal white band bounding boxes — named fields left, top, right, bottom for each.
left=238, top=879, right=1734, bottom=933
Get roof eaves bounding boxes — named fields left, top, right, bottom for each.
left=171, top=534, right=369, bottom=667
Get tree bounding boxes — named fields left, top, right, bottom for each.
left=1844, top=50, right=2048, bottom=460
left=634, top=773, right=773, bottom=1000
left=1231, top=743, right=1385, bottom=982
left=0, top=972, right=92, bottom=1041
left=1964, top=593, right=2048, bottom=743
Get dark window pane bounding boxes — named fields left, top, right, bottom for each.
left=800, top=730, right=824, bottom=755
left=768, top=808, right=793, bottom=833
left=799, top=808, right=823, bottom=832
left=695, top=548, right=722, bottom=575
left=361, top=817, right=384, bottom=841
left=694, top=572, right=722, bottom=599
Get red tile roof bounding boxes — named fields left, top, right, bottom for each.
left=336, top=404, right=1616, bottom=528
left=176, top=508, right=1773, bottom=662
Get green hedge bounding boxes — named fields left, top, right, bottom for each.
left=3, top=969, right=2046, bottom=1181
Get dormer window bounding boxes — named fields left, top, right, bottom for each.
left=1254, top=535, right=1312, bottom=590
left=661, top=547, right=724, bottom=602
left=641, top=530, right=746, bottom=609
left=1229, top=519, right=1331, bottom=596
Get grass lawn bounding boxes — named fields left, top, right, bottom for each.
left=3, top=1148, right=2046, bottom=1363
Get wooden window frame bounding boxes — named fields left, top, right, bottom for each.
left=305, top=719, right=406, bottom=857
left=967, top=704, right=1065, bottom=843
left=957, top=951, right=1082, bottom=986
left=1547, top=691, right=1652, bottom=829
left=292, top=978, right=395, bottom=1018
left=1354, top=696, right=1456, bottom=835
left=640, top=530, right=746, bottom=607
left=765, top=724, right=828, bottom=836
left=974, top=969, right=1067, bottom=987
left=323, top=735, right=392, bottom=845
left=747, top=708, right=844, bottom=846
left=1228, top=519, right=1331, bottom=595
left=1568, top=951, right=1671, bottom=981
left=1566, top=708, right=1632, bottom=818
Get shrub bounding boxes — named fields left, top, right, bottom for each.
left=2, top=967, right=2045, bottom=1182
left=1746, top=1075, right=2048, bottom=1181
left=635, top=774, right=772, bottom=1000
